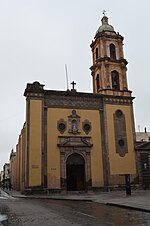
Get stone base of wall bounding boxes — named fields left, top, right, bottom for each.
left=23, top=175, right=139, bottom=194
left=109, top=174, right=138, bottom=186
left=23, top=187, right=47, bottom=195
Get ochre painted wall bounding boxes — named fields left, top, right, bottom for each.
left=20, top=126, right=26, bottom=192
left=106, top=104, right=136, bottom=175
left=47, top=108, right=103, bottom=189
left=29, top=99, right=42, bottom=187
left=10, top=155, right=17, bottom=190
left=16, top=143, right=20, bottom=190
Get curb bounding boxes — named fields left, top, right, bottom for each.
left=11, top=194, right=93, bottom=202
left=107, top=203, right=150, bottom=213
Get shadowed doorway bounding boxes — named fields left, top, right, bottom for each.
left=66, top=153, right=85, bottom=191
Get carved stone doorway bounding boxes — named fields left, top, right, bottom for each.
left=58, top=136, right=93, bottom=191
left=66, top=153, right=85, bottom=191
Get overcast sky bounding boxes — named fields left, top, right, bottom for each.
left=0, top=0, right=150, bottom=170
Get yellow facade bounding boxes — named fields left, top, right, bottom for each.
left=28, top=99, right=42, bottom=187
left=47, top=108, right=104, bottom=189
left=106, top=104, right=136, bottom=175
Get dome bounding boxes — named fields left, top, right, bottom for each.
left=96, top=24, right=114, bottom=33
left=96, top=16, right=115, bottom=34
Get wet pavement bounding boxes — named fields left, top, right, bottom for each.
left=1, top=188, right=150, bottom=225
left=40, top=198, right=150, bottom=226
left=0, top=214, right=7, bottom=226
left=7, top=189, right=150, bottom=212
left=0, top=192, right=150, bottom=225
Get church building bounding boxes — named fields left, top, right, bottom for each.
left=17, top=15, right=137, bottom=193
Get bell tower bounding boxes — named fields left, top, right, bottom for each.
left=90, top=14, right=137, bottom=187
left=90, top=15, right=129, bottom=96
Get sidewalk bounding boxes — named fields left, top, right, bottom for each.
left=7, top=189, right=150, bottom=213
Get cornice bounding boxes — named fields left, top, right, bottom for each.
left=44, top=91, right=102, bottom=110
left=90, top=32, right=124, bottom=48
left=102, top=94, right=134, bottom=105
left=96, top=57, right=128, bottom=65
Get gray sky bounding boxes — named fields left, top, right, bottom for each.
left=0, top=0, right=149, bottom=170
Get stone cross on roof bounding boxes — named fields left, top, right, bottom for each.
left=71, top=81, right=76, bottom=90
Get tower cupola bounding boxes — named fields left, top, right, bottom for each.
left=96, top=16, right=115, bottom=34
left=90, top=15, right=131, bottom=97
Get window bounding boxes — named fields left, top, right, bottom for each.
left=110, top=44, right=116, bottom=60
left=118, top=139, right=125, bottom=146
left=57, top=119, right=66, bottom=133
left=111, top=70, right=120, bottom=90
left=58, top=123, right=66, bottom=131
left=83, top=120, right=91, bottom=134
left=116, top=109, right=123, bottom=117
left=96, top=74, right=100, bottom=92
left=96, top=48, right=99, bottom=59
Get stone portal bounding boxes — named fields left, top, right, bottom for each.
left=66, top=153, right=85, bottom=191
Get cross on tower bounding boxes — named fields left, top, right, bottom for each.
left=71, top=81, right=76, bottom=90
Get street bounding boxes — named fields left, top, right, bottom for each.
left=0, top=190, right=150, bottom=225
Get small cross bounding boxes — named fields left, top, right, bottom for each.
left=102, top=10, right=106, bottom=16
left=71, top=81, right=76, bottom=90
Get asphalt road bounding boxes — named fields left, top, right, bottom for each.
left=0, top=191, right=150, bottom=225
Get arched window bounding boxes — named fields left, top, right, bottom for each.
left=96, top=74, right=100, bottom=92
left=96, top=48, right=99, bottom=59
left=111, top=70, right=119, bottom=90
left=110, top=44, right=116, bottom=60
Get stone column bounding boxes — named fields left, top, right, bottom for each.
left=119, top=40, right=124, bottom=58
left=60, top=150, right=66, bottom=190
left=86, top=151, right=92, bottom=190
left=103, top=39, right=107, bottom=57
left=42, top=107, right=47, bottom=188
left=99, top=101, right=110, bottom=189
left=121, top=64, right=128, bottom=90
left=105, top=63, right=110, bottom=88
left=98, top=64, right=102, bottom=89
